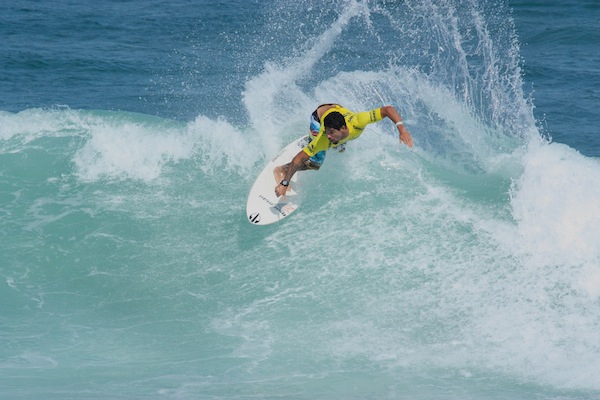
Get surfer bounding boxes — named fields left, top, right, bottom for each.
left=274, top=104, right=413, bottom=198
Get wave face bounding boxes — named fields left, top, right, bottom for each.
left=1, top=0, right=599, bottom=398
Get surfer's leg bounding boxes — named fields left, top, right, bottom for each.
left=303, top=150, right=326, bottom=170
left=309, top=111, right=320, bottom=137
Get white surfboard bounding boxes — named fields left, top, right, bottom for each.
left=246, top=135, right=310, bottom=225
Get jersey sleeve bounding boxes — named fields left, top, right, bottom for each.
left=351, top=108, right=383, bottom=129
left=303, top=133, right=328, bottom=157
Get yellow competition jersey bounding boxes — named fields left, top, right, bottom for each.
left=303, top=106, right=383, bottom=157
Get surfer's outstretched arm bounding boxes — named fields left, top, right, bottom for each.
left=274, top=150, right=310, bottom=198
left=380, top=105, right=414, bottom=148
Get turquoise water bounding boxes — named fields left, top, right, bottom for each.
left=1, top=1, right=600, bottom=399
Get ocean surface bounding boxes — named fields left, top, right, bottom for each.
left=1, top=0, right=599, bottom=399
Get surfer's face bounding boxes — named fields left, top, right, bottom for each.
left=325, top=126, right=347, bottom=144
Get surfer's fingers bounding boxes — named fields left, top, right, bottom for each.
left=401, top=134, right=414, bottom=148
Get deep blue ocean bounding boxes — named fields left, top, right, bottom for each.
left=1, top=0, right=599, bottom=399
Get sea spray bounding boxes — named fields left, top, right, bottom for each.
left=2, top=0, right=600, bottom=398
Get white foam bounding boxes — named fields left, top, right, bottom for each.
left=0, top=108, right=86, bottom=145
left=1, top=108, right=265, bottom=183
left=73, top=118, right=193, bottom=182
left=511, top=139, right=600, bottom=267
left=70, top=111, right=265, bottom=182
left=186, top=115, right=262, bottom=176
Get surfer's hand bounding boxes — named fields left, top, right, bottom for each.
left=275, top=183, right=287, bottom=199
left=398, top=126, right=414, bottom=148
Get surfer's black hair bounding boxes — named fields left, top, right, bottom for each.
left=323, top=112, right=346, bottom=130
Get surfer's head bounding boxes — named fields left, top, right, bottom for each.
left=323, top=112, right=346, bottom=130
left=324, top=112, right=348, bottom=144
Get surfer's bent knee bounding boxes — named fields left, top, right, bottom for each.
left=302, top=159, right=321, bottom=171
